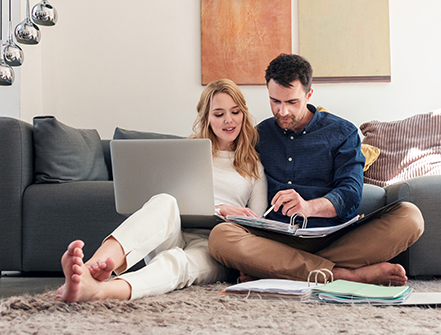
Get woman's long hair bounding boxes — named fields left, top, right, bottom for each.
left=191, top=79, right=260, bottom=180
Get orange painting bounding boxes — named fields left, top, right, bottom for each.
left=201, top=0, right=291, bottom=85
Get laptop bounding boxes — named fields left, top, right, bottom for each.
left=110, top=139, right=224, bottom=228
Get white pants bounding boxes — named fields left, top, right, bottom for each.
left=107, top=193, right=230, bottom=300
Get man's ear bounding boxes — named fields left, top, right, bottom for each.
left=306, top=88, right=313, bottom=101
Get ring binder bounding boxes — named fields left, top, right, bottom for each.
left=226, top=198, right=404, bottom=238
left=289, top=212, right=307, bottom=231
left=307, top=268, right=334, bottom=287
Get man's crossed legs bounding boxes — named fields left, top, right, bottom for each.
left=208, top=202, right=424, bottom=286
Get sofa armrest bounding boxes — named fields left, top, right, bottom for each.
left=385, top=175, right=441, bottom=276
left=0, top=117, right=34, bottom=271
left=358, top=183, right=386, bottom=215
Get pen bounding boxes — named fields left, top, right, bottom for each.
left=262, top=205, right=275, bottom=218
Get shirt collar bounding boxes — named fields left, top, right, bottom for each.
left=273, top=104, right=321, bottom=136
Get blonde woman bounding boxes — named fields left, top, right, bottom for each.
left=56, top=79, right=267, bottom=302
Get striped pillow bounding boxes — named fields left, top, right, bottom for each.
left=360, top=110, right=441, bottom=187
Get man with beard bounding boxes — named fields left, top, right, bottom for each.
left=208, top=54, right=424, bottom=286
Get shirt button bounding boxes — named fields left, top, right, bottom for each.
left=303, top=131, right=306, bottom=134
left=288, top=181, right=292, bottom=184
left=290, top=136, right=294, bottom=140
left=288, top=157, right=292, bottom=161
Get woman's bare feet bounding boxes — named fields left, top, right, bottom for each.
left=332, top=262, right=408, bottom=286
left=55, top=240, right=105, bottom=302
left=86, top=257, right=116, bottom=282
left=84, top=236, right=126, bottom=281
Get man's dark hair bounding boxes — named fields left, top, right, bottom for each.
left=265, top=54, right=313, bottom=93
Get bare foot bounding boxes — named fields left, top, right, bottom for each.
left=239, top=272, right=259, bottom=283
left=332, top=262, right=407, bottom=286
left=86, top=257, right=116, bottom=282
left=55, top=240, right=104, bottom=302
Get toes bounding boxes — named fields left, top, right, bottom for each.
left=68, top=240, right=84, bottom=255
left=73, top=263, right=83, bottom=276
left=73, top=247, right=84, bottom=259
left=71, top=273, right=81, bottom=284
left=104, top=258, right=116, bottom=271
left=73, top=256, right=84, bottom=267
left=98, top=261, right=108, bottom=270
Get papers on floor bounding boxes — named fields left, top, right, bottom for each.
left=222, top=277, right=441, bottom=306
left=309, top=280, right=412, bottom=305
left=222, top=279, right=322, bottom=300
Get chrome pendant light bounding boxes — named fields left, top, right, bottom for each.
left=32, top=0, right=57, bottom=26
left=0, top=0, right=15, bottom=85
left=15, top=0, right=41, bottom=45
left=3, top=0, right=24, bottom=66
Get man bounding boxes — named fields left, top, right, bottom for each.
left=208, top=54, right=424, bottom=286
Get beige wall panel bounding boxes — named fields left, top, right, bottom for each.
left=299, top=0, right=391, bottom=82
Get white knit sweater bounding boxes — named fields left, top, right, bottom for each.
left=212, top=151, right=267, bottom=217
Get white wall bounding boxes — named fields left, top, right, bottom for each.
left=14, top=0, right=441, bottom=139
left=0, top=0, right=21, bottom=118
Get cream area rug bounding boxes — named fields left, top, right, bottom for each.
left=1, top=280, right=441, bottom=335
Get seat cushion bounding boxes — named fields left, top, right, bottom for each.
left=22, top=181, right=126, bottom=272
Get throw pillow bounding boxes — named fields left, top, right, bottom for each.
left=33, top=116, right=109, bottom=183
left=360, top=144, right=380, bottom=172
left=360, top=110, right=441, bottom=187
left=113, top=127, right=184, bottom=140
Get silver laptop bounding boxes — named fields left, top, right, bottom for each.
left=110, top=139, right=224, bottom=228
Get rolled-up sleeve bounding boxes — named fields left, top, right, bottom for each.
left=324, top=128, right=365, bottom=220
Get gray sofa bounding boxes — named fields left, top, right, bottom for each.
left=0, top=116, right=440, bottom=277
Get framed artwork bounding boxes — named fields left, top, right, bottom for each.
left=201, top=0, right=291, bottom=85
left=299, top=0, right=391, bottom=83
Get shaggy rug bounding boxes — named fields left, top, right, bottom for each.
left=1, top=280, right=441, bottom=334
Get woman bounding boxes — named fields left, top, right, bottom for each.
left=55, top=79, right=267, bottom=302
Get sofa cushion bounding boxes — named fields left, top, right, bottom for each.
left=33, top=116, right=109, bottom=183
left=113, top=127, right=184, bottom=140
left=360, top=110, right=441, bottom=187
left=22, top=181, right=126, bottom=271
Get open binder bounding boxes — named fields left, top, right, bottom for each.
left=226, top=198, right=403, bottom=238
left=222, top=268, right=441, bottom=306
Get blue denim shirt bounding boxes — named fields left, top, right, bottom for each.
left=256, top=105, right=365, bottom=227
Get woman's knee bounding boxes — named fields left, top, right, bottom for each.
left=144, top=193, right=177, bottom=207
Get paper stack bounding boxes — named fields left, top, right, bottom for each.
left=309, top=280, right=412, bottom=305
left=222, top=279, right=322, bottom=300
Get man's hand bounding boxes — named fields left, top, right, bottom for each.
left=272, top=189, right=311, bottom=217
left=271, top=189, right=337, bottom=218
left=216, top=204, right=258, bottom=218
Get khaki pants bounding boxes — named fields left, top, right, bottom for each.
left=208, top=202, right=424, bottom=281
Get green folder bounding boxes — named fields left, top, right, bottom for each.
left=312, top=280, right=410, bottom=299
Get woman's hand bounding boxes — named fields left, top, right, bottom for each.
left=216, top=204, right=258, bottom=218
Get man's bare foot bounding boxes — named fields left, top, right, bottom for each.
left=86, top=257, right=116, bottom=282
left=55, top=240, right=104, bottom=302
left=332, top=262, right=408, bottom=286
left=239, top=272, right=259, bottom=283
